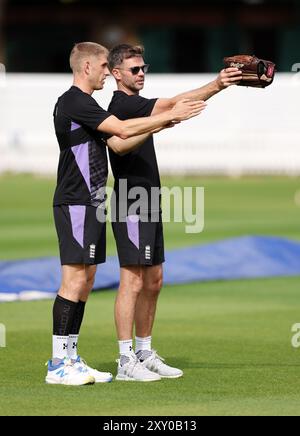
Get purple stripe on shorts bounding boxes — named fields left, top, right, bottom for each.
left=71, top=121, right=81, bottom=131
left=126, top=215, right=140, bottom=250
left=69, top=205, right=86, bottom=248
left=71, top=142, right=91, bottom=192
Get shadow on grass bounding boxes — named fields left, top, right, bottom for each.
left=157, top=357, right=300, bottom=370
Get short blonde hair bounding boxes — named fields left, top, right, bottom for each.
left=70, top=42, right=108, bottom=73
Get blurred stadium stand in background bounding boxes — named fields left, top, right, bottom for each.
left=1, top=0, right=300, bottom=73
left=1, top=73, right=299, bottom=175
left=0, top=0, right=299, bottom=175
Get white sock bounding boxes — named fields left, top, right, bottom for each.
left=52, top=335, right=69, bottom=361
left=135, top=336, right=152, bottom=353
left=68, top=334, right=79, bottom=360
left=118, top=339, right=133, bottom=355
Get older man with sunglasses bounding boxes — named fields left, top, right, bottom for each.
left=107, top=44, right=242, bottom=382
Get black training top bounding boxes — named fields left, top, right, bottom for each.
left=53, top=86, right=111, bottom=207
left=108, top=90, right=161, bottom=213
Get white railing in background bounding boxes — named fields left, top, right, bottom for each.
left=0, top=73, right=299, bottom=175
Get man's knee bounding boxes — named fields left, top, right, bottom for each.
left=84, top=276, right=95, bottom=293
left=63, top=275, right=88, bottom=294
left=119, top=267, right=144, bottom=295
left=144, top=270, right=163, bottom=295
left=85, top=267, right=97, bottom=293
left=127, top=275, right=144, bottom=296
left=147, top=279, right=162, bottom=295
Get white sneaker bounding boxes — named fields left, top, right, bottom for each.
left=45, top=358, right=95, bottom=386
left=140, top=350, right=183, bottom=379
left=73, top=356, right=113, bottom=383
left=116, top=353, right=161, bottom=382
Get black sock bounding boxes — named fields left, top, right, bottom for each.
left=70, top=301, right=86, bottom=335
left=52, top=295, right=78, bottom=336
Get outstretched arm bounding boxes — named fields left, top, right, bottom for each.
left=97, top=99, right=206, bottom=140
left=107, top=121, right=179, bottom=156
left=151, top=68, right=242, bottom=116
left=107, top=132, right=150, bottom=156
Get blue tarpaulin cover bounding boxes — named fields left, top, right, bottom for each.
left=1, top=236, right=300, bottom=302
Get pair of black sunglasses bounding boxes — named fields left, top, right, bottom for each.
left=118, top=64, right=150, bottom=75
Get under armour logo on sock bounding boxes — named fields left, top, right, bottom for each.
left=72, top=342, right=78, bottom=349
left=63, top=343, right=68, bottom=350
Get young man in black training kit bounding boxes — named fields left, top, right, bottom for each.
left=46, top=42, right=205, bottom=385
left=108, top=44, right=242, bottom=381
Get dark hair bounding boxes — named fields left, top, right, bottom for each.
left=108, top=44, right=144, bottom=70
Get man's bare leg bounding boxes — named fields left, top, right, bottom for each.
left=114, top=265, right=161, bottom=381
left=133, top=264, right=183, bottom=378
left=58, top=264, right=90, bottom=302
left=134, top=264, right=163, bottom=338
left=115, top=266, right=143, bottom=341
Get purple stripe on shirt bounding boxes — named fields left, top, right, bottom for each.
left=71, top=142, right=91, bottom=192
left=71, top=121, right=81, bottom=131
left=126, top=215, right=140, bottom=250
left=69, top=205, right=86, bottom=248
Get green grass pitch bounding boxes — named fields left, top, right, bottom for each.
left=0, top=174, right=300, bottom=416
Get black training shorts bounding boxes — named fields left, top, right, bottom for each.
left=53, top=205, right=106, bottom=265
left=112, top=213, right=165, bottom=267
